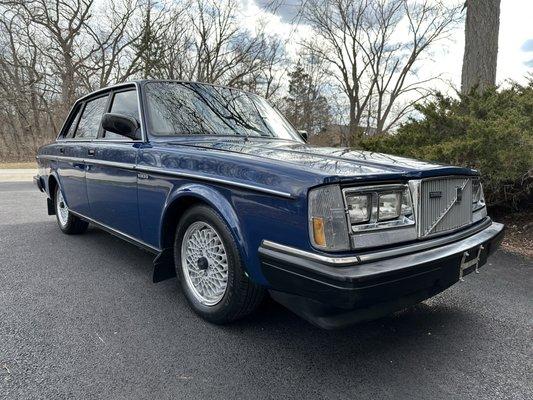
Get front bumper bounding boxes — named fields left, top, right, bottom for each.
left=259, top=218, right=505, bottom=329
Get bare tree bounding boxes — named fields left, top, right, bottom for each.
left=83, top=0, right=145, bottom=88
left=0, top=5, right=58, bottom=158
left=154, top=0, right=286, bottom=98
left=153, top=2, right=193, bottom=80
left=367, top=0, right=461, bottom=133
left=0, top=0, right=289, bottom=161
left=302, top=0, right=462, bottom=142
left=187, top=0, right=284, bottom=89
left=461, top=0, right=500, bottom=94
left=7, top=0, right=96, bottom=107
left=302, top=0, right=372, bottom=144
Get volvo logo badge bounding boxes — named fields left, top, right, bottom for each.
left=429, top=191, right=442, bottom=198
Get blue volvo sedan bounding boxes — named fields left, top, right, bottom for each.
left=34, top=80, right=505, bottom=329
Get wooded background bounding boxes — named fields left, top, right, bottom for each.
left=0, top=0, right=463, bottom=161
left=0, top=0, right=472, bottom=161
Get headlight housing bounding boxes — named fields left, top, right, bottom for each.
left=471, top=178, right=487, bottom=223
left=308, top=184, right=416, bottom=251
left=309, top=178, right=487, bottom=252
left=343, top=185, right=415, bottom=232
left=472, top=178, right=486, bottom=211
left=308, top=185, right=350, bottom=251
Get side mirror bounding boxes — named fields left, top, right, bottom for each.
left=298, top=130, right=308, bottom=142
left=101, top=113, right=140, bottom=140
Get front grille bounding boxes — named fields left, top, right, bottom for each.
left=419, top=177, right=473, bottom=237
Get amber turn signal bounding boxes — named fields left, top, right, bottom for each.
left=312, top=217, right=326, bottom=247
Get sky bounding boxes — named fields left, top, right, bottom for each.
left=242, top=0, right=533, bottom=92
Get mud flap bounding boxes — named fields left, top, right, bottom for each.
left=152, top=248, right=176, bottom=283
left=47, top=198, right=55, bottom=215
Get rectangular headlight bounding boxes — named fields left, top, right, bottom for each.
left=345, top=193, right=371, bottom=224
left=378, top=193, right=401, bottom=221
left=343, top=185, right=415, bottom=232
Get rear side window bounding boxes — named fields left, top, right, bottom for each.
left=103, top=90, right=139, bottom=139
left=74, top=95, right=109, bottom=139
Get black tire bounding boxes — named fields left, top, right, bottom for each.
left=174, top=205, right=265, bottom=324
left=54, top=185, right=88, bottom=234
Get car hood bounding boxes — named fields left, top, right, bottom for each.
left=160, top=137, right=476, bottom=182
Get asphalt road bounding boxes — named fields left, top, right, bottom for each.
left=1, top=182, right=531, bottom=400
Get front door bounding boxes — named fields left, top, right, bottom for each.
left=85, top=88, right=142, bottom=239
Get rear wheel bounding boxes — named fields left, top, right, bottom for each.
left=54, top=185, right=88, bottom=234
left=174, top=205, right=264, bottom=324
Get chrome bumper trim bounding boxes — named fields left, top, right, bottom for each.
left=262, top=217, right=496, bottom=266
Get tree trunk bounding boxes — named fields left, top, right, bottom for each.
left=348, top=98, right=361, bottom=147
left=461, top=0, right=501, bottom=94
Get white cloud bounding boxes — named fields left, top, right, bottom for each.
left=247, top=0, right=533, bottom=92
left=497, top=0, right=533, bottom=83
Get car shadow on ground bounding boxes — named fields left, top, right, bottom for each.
left=83, top=223, right=479, bottom=345
left=51, top=224, right=490, bottom=366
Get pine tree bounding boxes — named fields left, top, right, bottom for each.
left=283, top=61, right=330, bottom=134
left=134, top=0, right=167, bottom=79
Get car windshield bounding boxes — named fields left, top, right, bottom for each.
left=145, top=82, right=301, bottom=140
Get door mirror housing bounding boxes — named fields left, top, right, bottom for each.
left=101, top=113, right=140, bottom=140
left=298, top=130, right=308, bottom=142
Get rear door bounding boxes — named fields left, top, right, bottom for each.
left=85, top=87, right=142, bottom=239
left=56, top=95, right=109, bottom=216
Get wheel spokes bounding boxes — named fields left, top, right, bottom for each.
left=181, top=221, right=229, bottom=306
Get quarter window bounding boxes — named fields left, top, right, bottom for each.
left=104, top=90, right=140, bottom=139
left=62, top=105, right=82, bottom=139
left=74, top=95, right=109, bottom=139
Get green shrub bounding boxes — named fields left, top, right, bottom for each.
left=361, top=81, right=533, bottom=210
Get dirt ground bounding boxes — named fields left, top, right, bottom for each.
left=493, top=210, right=533, bottom=258
left=0, top=162, right=37, bottom=169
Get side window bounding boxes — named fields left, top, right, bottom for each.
left=104, top=90, right=140, bottom=139
left=62, top=105, right=82, bottom=139
left=74, top=95, right=109, bottom=139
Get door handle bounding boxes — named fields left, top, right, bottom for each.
left=87, top=149, right=95, bottom=156
left=59, top=147, right=65, bottom=154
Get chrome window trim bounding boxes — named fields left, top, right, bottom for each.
left=36, top=155, right=293, bottom=199
left=55, top=82, right=146, bottom=143
left=261, top=217, right=493, bottom=266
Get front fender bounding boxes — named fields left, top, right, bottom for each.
left=158, top=183, right=250, bottom=270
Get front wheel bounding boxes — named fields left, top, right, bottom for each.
left=174, top=205, right=264, bottom=324
left=54, top=185, right=88, bottom=234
